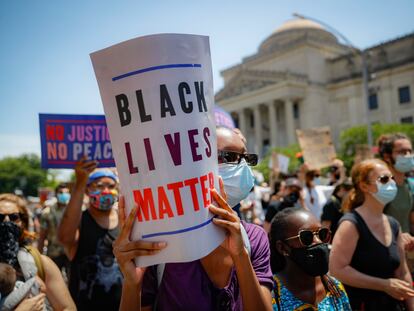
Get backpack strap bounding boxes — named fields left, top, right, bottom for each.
left=23, top=245, right=45, bottom=281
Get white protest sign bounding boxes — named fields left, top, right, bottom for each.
left=268, top=152, right=290, bottom=174
left=91, top=34, right=225, bottom=267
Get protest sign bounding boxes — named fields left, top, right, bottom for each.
left=91, top=34, right=225, bottom=267
left=39, top=114, right=115, bottom=169
left=268, top=152, right=290, bottom=174
left=296, top=126, right=337, bottom=169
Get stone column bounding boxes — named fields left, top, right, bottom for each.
left=236, top=108, right=247, bottom=135
left=284, top=99, right=296, bottom=145
left=267, top=101, right=278, bottom=147
left=253, top=105, right=263, bottom=155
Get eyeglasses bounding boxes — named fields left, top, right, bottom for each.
left=376, top=175, right=395, bottom=185
left=218, top=150, right=258, bottom=166
left=284, top=227, right=331, bottom=246
left=0, top=213, right=22, bottom=223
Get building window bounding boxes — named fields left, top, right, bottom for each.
left=399, top=86, right=411, bottom=104
left=401, top=116, right=413, bottom=124
left=369, top=93, right=378, bottom=110
left=293, top=103, right=299, bottom=119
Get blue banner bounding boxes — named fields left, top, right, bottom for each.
left=39, top=114, right=115, bottom=169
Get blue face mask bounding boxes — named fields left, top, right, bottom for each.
left=57, top=192, right=70, bottom=205
left=372, top=180, right=398, bottom=205
left=218, top=159, right=255, bottom=208
left=394, top=155, right=414, bottom=173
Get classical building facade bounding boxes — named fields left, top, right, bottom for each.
left=215, top=18, right=414, bottom=156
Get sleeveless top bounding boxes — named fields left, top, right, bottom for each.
left=68, top=210, right=123, bottom=311
left=339, top=211, right=403, bottom=310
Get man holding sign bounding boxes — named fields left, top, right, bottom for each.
left=113, top=127, right=273, bottom=311
left=58, top=163, right=123, bottom=310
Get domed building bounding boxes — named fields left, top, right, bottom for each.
left=215, top=18, right=414, bottom=156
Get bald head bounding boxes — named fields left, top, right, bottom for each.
left=217, top=127, right=247, bottom=154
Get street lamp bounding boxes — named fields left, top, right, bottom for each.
left=293, top=13, right=373, bottom=149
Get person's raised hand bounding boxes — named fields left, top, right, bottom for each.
left=112, top=196, right=167, bottom=286
left=74, top=156, right=98, bottom=186
left=209, top=177, right=245, bottom=258
left=384, top=278, right=414, bottom=301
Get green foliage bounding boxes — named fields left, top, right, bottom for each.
left=255, top=144, right=301, bottom=181
left=0, top=154, right=59, bottom=196
left=339, top=124, right=414, bottom=170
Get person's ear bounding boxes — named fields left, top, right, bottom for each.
left=359, top=181, right=372, bottom=193
left=383, top=152, right=393, bottom=164
left=276, top=240, right=290, bottom=257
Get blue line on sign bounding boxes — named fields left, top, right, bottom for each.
left=142, top=217, right=214, bottom=239
left=112, top=63, right=202, bottom=81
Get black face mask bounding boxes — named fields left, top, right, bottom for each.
left=0, top=221, right=22, bottom=267
left=289, top=243, right=329, bottom=277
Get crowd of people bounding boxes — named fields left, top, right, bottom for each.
left=1, top=128, right=414, bottom=311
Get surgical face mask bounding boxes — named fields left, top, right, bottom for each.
left=89, top=189, right=118, bottom=211
left=394, top=155, right=414, bottom=173
left=0, top=221, right=22, bottom=267
left=57, top=192, right=70, bottom=205
left=289, top=243, right=330, bottom=277
left=313, top=177, right=321, bottom=186
left=372, top=180, right=398, bottom=205
left=218, top=159, right=255, bottom=208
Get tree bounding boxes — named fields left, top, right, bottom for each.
left=254, top=144, right=302, bottom=181
left=0, top=154, right=59, bottom=197
left=339, top=124, right=414, bottom=170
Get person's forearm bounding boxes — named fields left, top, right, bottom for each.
left=332, top=265, right=387, bottom=292
left=233, top=249, right=272, bottom=311
left=58, top=182, right=85, bottom=244
left=120, top=282, right=141, bottom=311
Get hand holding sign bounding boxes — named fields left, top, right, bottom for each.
left=113, top=196, right=167, bottom=285
left=209, top=179, right=245, bottom=258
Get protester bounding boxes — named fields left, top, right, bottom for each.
left=330, top=159, right=414, bottom=310
left=328, top=159, right=346, bottom=186
left=264, top=177, right=304, bottom=233
left=299, top=165, right=335, bottom=220
left=113, top=127, right=273, bottom=311
left=0, top=193, right=75, bottom=311
left=38, top=183, right=70, bottom=275
left=321, top=179, right=353, bottom=237
left=269, top=207, right=351, bottom=310
left=58, top=162, right=123, bottom=310
left=379, top=133, right=414, bottom=250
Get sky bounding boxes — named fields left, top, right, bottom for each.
left=1, top=0, right=413, bottom=161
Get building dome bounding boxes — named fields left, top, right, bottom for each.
left=259, top=18, right=338, bottom=54
left=273, top=18, right=325, bottom=34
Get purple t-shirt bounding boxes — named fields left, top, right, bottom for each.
left=141, top=222, right=273, bottom=311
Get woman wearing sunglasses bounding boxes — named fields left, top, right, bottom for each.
left=330, top=159, right=414, bottom=310
left=0, top=193, right=75, bottom=311
left=269, top=207, right=351, bottom=310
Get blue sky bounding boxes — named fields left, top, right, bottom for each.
left=1, top=0, right=413, bottom=159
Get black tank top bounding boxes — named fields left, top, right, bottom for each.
left=68, top=210, right=123, bottom=311
left=340, top=211, right=403, bottom=310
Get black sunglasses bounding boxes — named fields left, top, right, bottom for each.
left=376, top=175, right=394, bottom=185
left=0, top=213, right=22, bottom=223
left=218, top=150, right=258, bottom=166
left=284, top=227, right=331, bottom=246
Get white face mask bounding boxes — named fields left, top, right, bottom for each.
left=394, top=155, right=414, bottom=173
left=371, top=180, right=398, bottom=205
left=218, top=159, right=255, bottom=208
